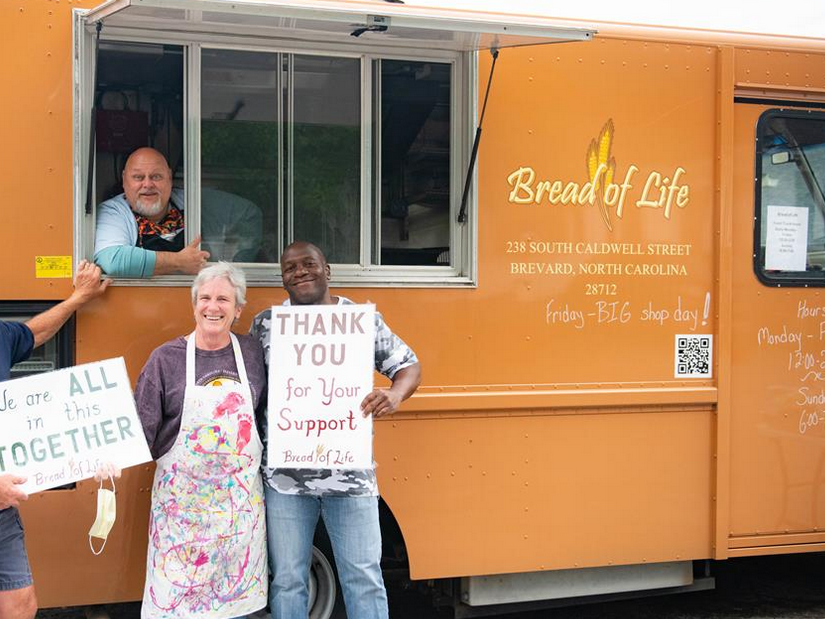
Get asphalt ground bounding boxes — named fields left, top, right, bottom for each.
left=36, top=552, right=825, bottom=618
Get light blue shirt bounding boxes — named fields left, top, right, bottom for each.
left=94, top=188, right=263, bottom=277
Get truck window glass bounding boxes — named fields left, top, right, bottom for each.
left=201, top=49, right=279, bottom=264
left=291, top=55, right=361, bottom=265
left=378, top=60, right=451, bottom=266
left=94, top=41, right=184, bottom=211
left=756, top=110, right=825, bottom=285
left=201, top=50, right=362, bottom=265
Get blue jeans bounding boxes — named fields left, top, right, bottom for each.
left=264, top=486, right=388, bottom=619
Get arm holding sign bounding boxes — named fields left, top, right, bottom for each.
left=25, top=260, right=111, bottom=347
left=0, top=474, right=28, bottom=509
left=362, top=310, right=421, bottom=418
left=360, top=363, right=421, bottom=418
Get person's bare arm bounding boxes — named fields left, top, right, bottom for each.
left=152, top=236, right=210, bottom=276
left=360, top=362, right=422, bottom=418
left=25, top=260, right=111, bottom=348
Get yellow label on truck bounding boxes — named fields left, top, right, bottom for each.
left=35, top=256, right=72, bottom=279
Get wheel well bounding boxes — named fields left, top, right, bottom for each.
left=378, top=497, right=409, bottom=569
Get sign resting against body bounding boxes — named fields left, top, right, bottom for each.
left=267, top=304, right=376, bottom=469
left=0, top=357, right=151, bottom=493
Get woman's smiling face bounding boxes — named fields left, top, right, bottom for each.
left=193, top=276, right=242, bottom=342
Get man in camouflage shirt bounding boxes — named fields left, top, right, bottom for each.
left=250, top=241, right=421, bottom=619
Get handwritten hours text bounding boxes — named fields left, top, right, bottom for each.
left=758, top=300, right=825, bottom=436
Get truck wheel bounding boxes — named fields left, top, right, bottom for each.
left=309, top=524, right=347, bottom=619
left=308, top=545, right=338, bottom=619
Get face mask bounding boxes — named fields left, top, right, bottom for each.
left=89, top=476, right=117, bottom=555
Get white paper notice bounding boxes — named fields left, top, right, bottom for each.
left=766, top=205, right=809, bottom=271
left=0, top=358, right=152, bottom=493
left=267, top=304, right=376, bottom=470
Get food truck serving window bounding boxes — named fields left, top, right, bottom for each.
left=755, top=109, right=825, bottom=287
left=74, top=0, right=593, bottom=286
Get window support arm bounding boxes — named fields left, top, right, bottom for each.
left=457, top=46, right=499, bottom=224
left=84, top=21, right=102, bottom=216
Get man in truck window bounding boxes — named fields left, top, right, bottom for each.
left=94, top=147, right=263, bottom=278
left=0, top=260, right=110, bottom=619
left=94, top=147, right=209, bottom=277
left=250, top=241, right=421, bottom=619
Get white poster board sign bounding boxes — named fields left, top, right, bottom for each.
left=766, top=205, right=809, bottom=271
left=0, top=357, right=151, bottom=493
left=267, top=304, right=375, bottom=469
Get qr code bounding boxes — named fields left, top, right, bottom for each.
left=674, top=334, right=713, bottom=378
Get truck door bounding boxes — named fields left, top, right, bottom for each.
left=729, top=101, right=825, bottom=557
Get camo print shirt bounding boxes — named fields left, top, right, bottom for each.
left=250, top=296, right=418, bottom=497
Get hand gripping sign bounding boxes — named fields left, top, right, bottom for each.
left=0, top=357, right=151, bottom=493
left=267, top=304, right=376, bottom=470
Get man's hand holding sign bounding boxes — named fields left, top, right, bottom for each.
left=360, top=374, right=415, bottom=418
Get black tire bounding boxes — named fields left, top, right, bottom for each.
left=310, top=521, right=346, bottom=619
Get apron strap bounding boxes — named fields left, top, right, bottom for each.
left=229, top=332, right=249, bottom=386
left=185, top=332, right=197, bottom=386
left=186, top=332, right=249, bottom=387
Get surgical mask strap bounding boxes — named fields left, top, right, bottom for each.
left=89, top=475, right=116, bottom=556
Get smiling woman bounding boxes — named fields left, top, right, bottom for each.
left=191, top=262, right=246, bottom=350
left=131, top=261, right=269, bottom=618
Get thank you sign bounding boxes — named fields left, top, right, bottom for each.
left=268, top=304, right=375, bottom=469
left=0, top=357, right=151, bottom=493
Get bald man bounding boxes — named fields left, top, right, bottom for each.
left=94, top=147, right=210, bottom=277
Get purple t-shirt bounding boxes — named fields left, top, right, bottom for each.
left=134, top=333, right=267, bottom=459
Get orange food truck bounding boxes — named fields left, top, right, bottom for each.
left=3, top=0, right=825, bottom=616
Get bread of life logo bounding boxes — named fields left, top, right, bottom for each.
left=506, top=119, right=690, bottom=231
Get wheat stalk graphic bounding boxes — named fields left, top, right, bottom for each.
left=586, top=119, right=617, bottom=231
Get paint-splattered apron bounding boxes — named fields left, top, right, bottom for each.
left=142, top=333, right=267, bottom=619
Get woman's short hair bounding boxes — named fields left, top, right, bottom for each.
left=191, top=262, right=247, bottom=306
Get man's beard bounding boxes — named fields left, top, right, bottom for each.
left=132, top=196, right=167, bottom=220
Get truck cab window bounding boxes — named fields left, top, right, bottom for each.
left=755, top=110, right=825, bottom=286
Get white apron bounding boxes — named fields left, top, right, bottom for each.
left=142, top=333, right=267, bottom=619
